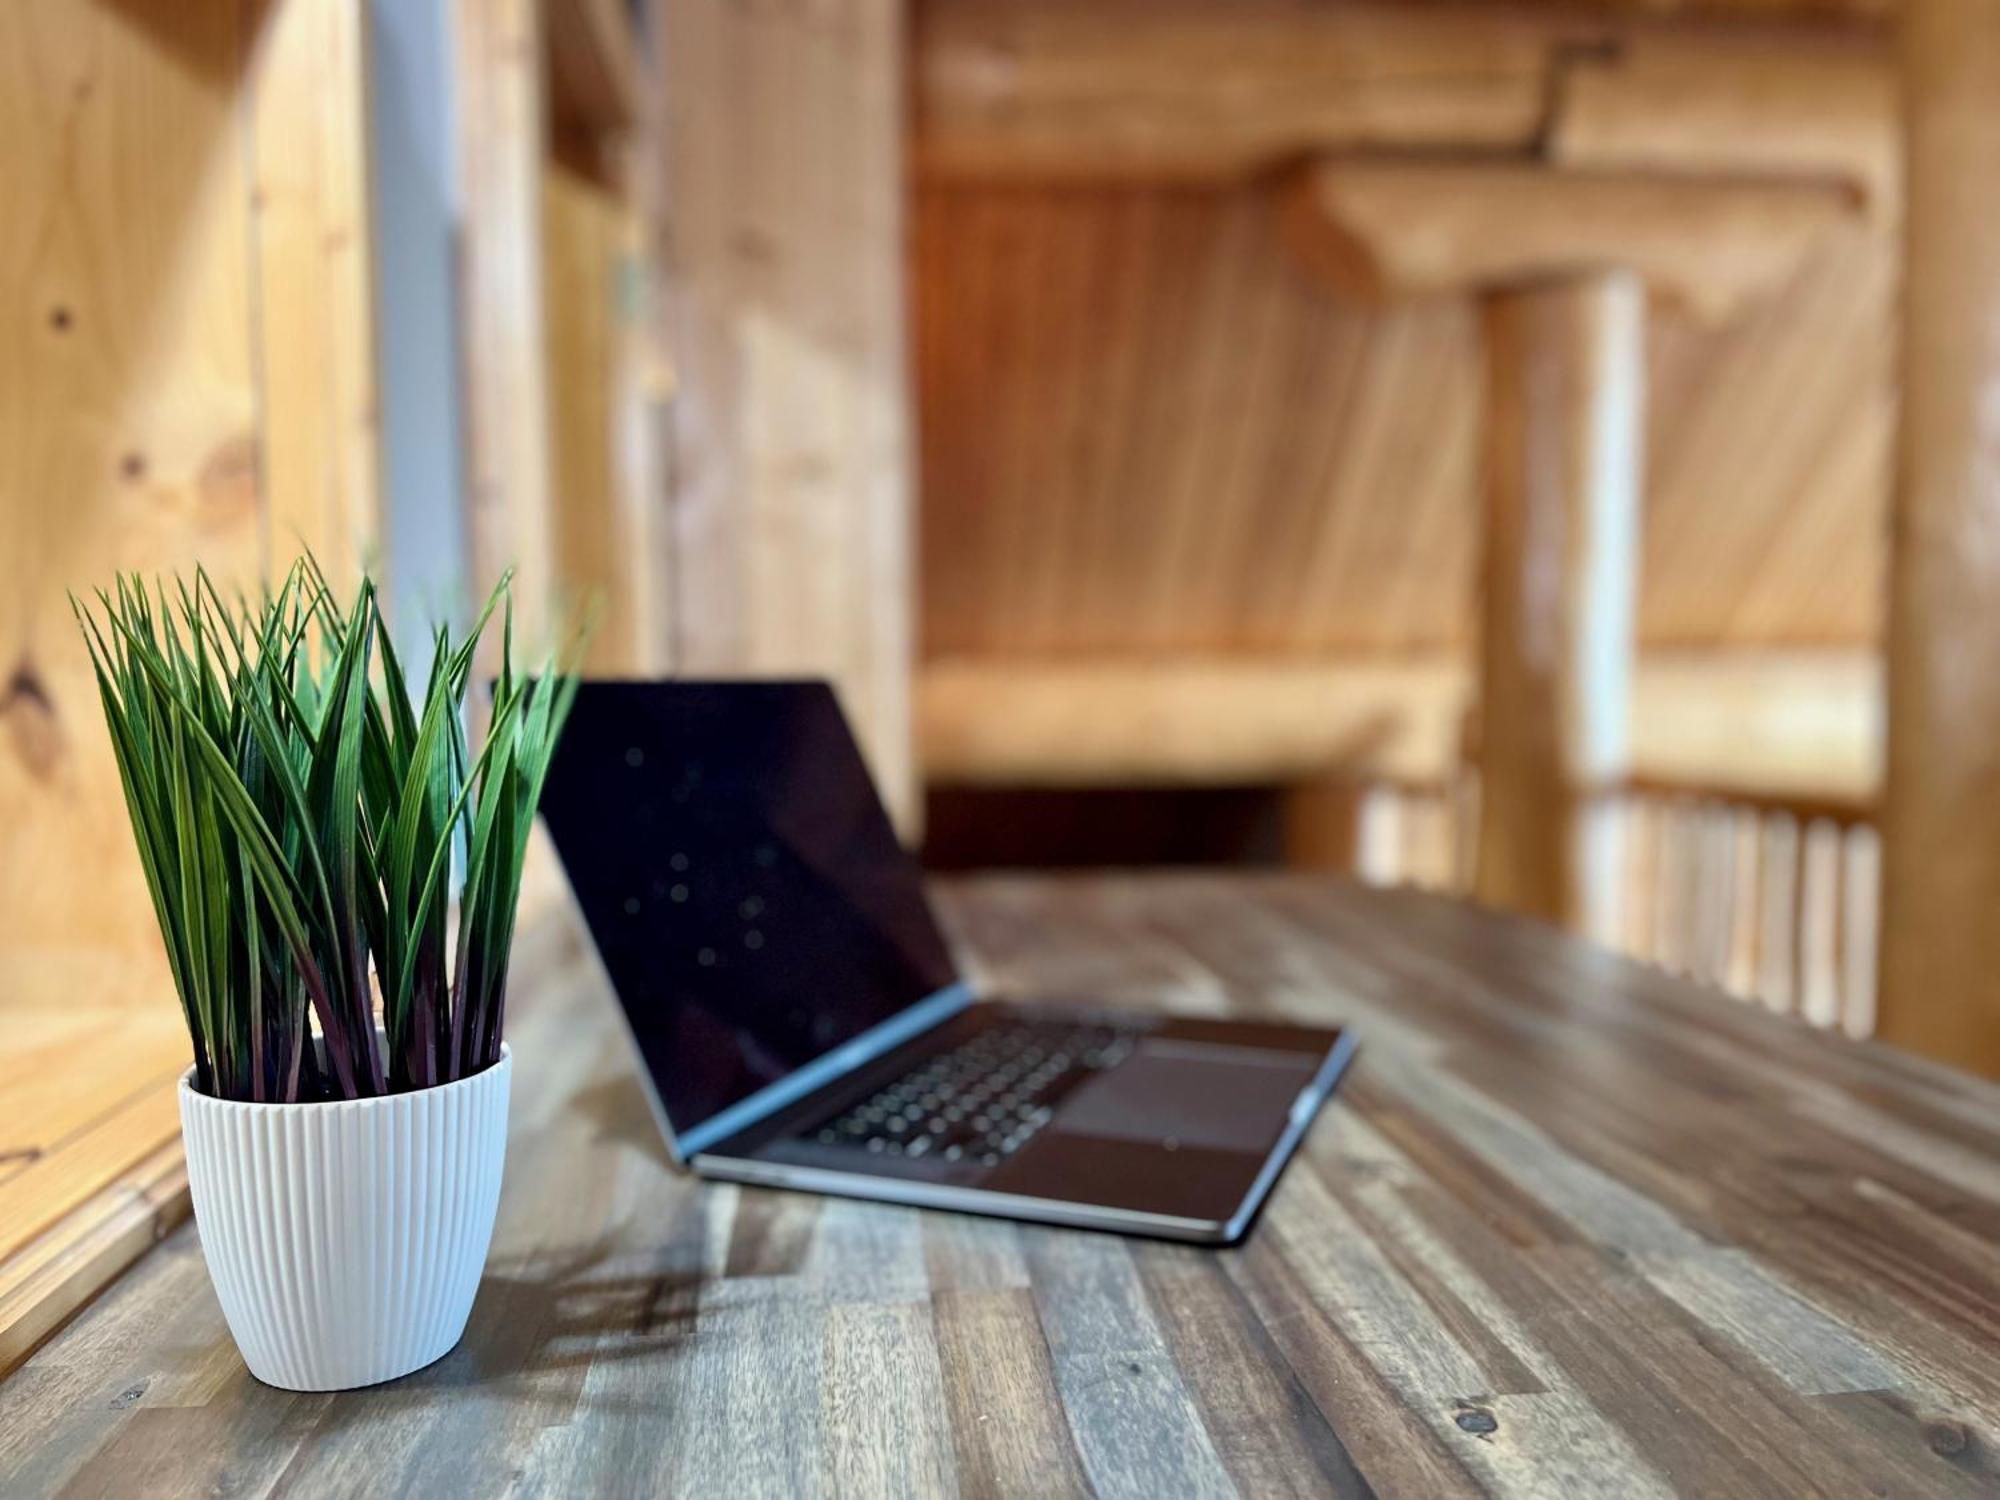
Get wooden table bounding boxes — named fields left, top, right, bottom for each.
left=5, top=875, right=2000, bottom=1497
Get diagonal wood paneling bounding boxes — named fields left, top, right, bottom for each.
left=916, top=183, right=1894, bottom=659
left=918, top=184, right=1484, bottom=657
left=1644, top=219, right=1894, bottom=647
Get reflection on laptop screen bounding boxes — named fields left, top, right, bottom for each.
left=539, top=681, right=960, bottom=1144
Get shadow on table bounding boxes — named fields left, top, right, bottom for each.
left=567, top=1074, right=678, bottom=1169
left=205, top=1238, right=711, bottom=1451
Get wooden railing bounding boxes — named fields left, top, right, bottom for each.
left=1338, top=773, right=1881, bottom=1037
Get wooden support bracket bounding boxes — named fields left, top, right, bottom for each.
left=1283, top=160, right=1861, bottom=322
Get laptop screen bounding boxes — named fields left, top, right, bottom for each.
left=538, top=681, right=961, bottom=1149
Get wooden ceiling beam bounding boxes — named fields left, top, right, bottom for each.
left=1283, top=161, right=1859, bottom=321
left=914, top=0, right=1894, bottom=195
left=915, top=0, right=1579, bottom=181
left=1551, top=33, right=1899, bottom=216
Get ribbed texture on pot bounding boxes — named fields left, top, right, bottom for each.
left=178, top=1048, right=511, bottom=1392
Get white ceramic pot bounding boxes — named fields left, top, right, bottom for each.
left=177, top=1047, right=511, bottom=1391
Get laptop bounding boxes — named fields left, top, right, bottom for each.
left=538, top=680, right=1356, bottom=1244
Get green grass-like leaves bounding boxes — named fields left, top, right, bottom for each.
left=73, top=559, right=576, bottom=1102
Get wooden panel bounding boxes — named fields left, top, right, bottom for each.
left=1473, top=274, right=1643, bottom=927
left=246, top=0, right=381, bottom=584
left=918, top=184, right=1486, bottom=658
left=918, top=652, right=1881, bottom=795
left=0, top=0, right=265, bottom=1011
left=922, top=657, right=1469, bottom=784
left=915, top=183, right=1896, bottom=657
left=0, top=0, right=380, bottom=1368
left=455, top=0, right=556, bottom=644
left=7, top=882, right=2000, bottom=1494
left=660, top=0, right=917, bottom=830
left=1643, top=220, right=1896, bottom=647
left=543, top=148, right=662, bottom=674
left=1877, top=0, right=2000, bottom=1077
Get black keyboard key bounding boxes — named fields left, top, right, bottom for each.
left=803, top=1017, right=1143, bottom=1164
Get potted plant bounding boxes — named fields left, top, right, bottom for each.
left=74, top=559, right=575, bottom=1391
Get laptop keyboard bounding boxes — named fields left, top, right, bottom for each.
left=807, top=1018, right=1141, bottom=1166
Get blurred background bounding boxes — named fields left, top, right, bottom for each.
left=8, top=0, right=2000, bottom=1359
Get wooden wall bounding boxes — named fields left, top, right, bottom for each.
left=0, top=0, right=376, bottom=1015
left=659, top=0, right=918, bottom=830
left=543, top=136, right=666, bottom=677
left=0, top=0, right=376, bottom=1361
left=916, top=184, right=1895, bottom=662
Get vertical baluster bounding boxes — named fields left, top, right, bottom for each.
left=1420, top=789, right=1454, bottom=892
left=1671, top=799, right=1699, bottom=973
left=1624, top=794, right=1659, bottom=964
left=1725, top=807, right=1762, bottom=1000
left=1672, top=804, right=1704, bottom=980
left=1841, top=824, right=1881, bottom=1038
left=1758, top=814, right=1801, bottom=1012
left=1404, top=790, right=1430, bottom=891
left=1451, top=771, right=1479, bottom=895
left=1800, top=819, right=1842, bottom=1027
left=1357, top=784, right=1402, bottom=888
left=1703, top=800, right=1736, bottom=985
left=1651, top=799, right=1679, bottom=971
left=1677, top=798, right=1706, bottom=977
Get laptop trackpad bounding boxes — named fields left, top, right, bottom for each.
left=1051, top=1042, right=1320, bottom=1154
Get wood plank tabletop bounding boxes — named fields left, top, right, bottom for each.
left=4, top=874, right=2000, bottom=1498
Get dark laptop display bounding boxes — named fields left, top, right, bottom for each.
left=540, top=679, right=1353, bottom=1244
left=539, top=682, right=958, bottom=1142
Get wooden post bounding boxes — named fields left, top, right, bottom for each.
left=454, top=0, right=556, bottom=643
left=660, top=0, right=917, bottom=833
left=1877, top=0, right=2000, bottom=1075
left=1473, top=272, right=1644, bottom=934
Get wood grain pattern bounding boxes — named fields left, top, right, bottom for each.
left=454, top=0, right=557, bottom=646
left=1549, top=32, right=1899, bottom=218
left=543, top=147, right=662, bottom=675
left=915, top=185, right=1896, bottom=661
left=246, top=0, right=381, bottom=586
left=918, top=650, right=1879, bottom=796
left=914, top=0, right=1895, bottom=186
left=4, top=877, right=1998, bottom=1496
left=1473, top=274, right=1642, bottom=931
left=0, top=1140, right=187, bottom=1377
left=1875, top=0, right=2000, bottom=1077
left=0, top=0, right=265, bottom=1013
left=915, top=0, right=1556, bottom=181
left=0, top=0, right=381, bottom=1376
left=1285, top=162, right=1856, bottom=322
left=659, top=0, right=918, bottom=832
